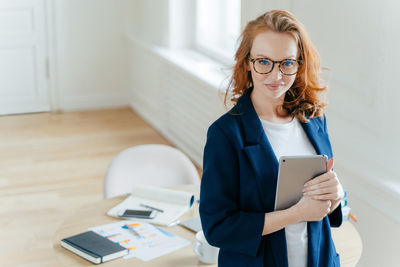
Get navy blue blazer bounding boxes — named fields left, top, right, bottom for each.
left=199, top=88, right=342, bottom=267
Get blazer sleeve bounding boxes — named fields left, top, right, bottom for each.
left=328, top=202, right=343, bottom=227
left=323, top=114, right=343, bottom=227
left=199, top=123, right=265, bottom=257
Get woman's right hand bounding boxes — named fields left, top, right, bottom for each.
left=293, top=195, right=331, bottom=222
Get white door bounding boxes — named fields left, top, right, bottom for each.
left=0, top=0, right=50, bottom=115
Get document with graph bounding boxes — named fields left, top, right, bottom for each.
left=90, top=220, right=190, bottom=261
left=107, top=185, right=195, bottom=226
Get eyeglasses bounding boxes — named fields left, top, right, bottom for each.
left=249, top=57, right=303, bottom=76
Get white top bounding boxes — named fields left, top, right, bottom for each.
left=260, top=117, right=317, bottom=267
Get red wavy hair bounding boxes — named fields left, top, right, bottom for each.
left=226, top=10, right=327, bottom=122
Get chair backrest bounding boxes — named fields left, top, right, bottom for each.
left=103, top=144, right=200, bottom=198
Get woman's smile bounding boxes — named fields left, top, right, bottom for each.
left=264, top=83, right=284, bottom=91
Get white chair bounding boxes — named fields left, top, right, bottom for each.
left=103, top=144, right=200, bottom=199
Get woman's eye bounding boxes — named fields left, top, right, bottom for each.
left=259, top=59, right=271, bottom=66
left=282, top=60, right=294, bottom=67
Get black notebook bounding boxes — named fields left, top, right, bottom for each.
left=61, top=231, right=128, bottom=264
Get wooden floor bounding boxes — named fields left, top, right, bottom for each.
left=0, top=107, right=188, bottom=266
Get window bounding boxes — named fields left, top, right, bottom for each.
left=195, top=0, right=241, bottom=64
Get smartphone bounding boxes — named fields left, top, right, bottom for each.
left=117, top=209, right=157, bottom=219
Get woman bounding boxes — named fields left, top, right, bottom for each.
left=199, top=10, right=344, bottom=267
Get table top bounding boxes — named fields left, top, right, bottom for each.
left=53, top=184, right=362, bottom=266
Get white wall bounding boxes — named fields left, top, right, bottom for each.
left=52, top=0, right=130, bottom=111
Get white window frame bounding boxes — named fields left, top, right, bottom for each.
left=194, top=0, right=241, bottom=65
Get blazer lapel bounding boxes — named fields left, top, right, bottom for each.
left=300, top=119, right=324, bottom=155
left=237, top=89, right=279, bottom=212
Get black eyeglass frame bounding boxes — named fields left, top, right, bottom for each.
left=248, top=57, right=303, bottom=76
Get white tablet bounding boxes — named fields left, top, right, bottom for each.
left=274, top=155, right=327, bottom=211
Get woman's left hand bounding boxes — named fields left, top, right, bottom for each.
left=302, top=158, right=344, bottom=201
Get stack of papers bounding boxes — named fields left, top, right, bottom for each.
left=90, top=220, right=190, bottom=262
left=107, top=185, right=195, bottom=226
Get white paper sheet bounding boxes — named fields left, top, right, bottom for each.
left=90, top=220, right=190, bottom=262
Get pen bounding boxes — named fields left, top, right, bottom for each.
left=140, top=203, right=164, bottom=213
left=125, top=225, right=142, bottom=238
left=167, top=220, right=180, bottom=227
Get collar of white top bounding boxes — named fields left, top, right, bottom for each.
left=260, top=116, right=297, bottom=128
